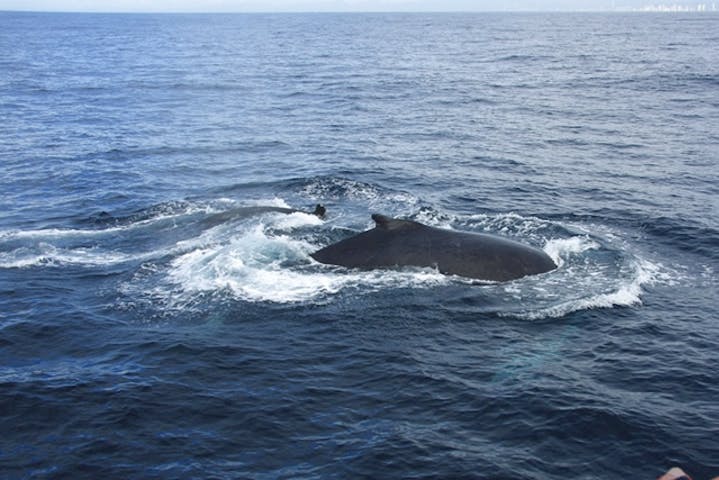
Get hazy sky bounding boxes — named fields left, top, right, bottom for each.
left=0, top=0, right=673, bottom=13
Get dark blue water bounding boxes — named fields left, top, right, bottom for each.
left=1, top=11, right=718, bottom=479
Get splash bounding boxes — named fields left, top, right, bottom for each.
left=167, top=224, right=336, bottom=303
left=165, top=217, right=448, bottom=305
left=503, top=258, right=662, bottom=320
left=544, top=236, right=601, bottom=267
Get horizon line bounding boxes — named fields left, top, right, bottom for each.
left=3, top=8, right=708, bottom=14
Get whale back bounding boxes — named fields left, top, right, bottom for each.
left=371, top=214, right=418, bottom=230
left=311, top=214, right=556, bottom=282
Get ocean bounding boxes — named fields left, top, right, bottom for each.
left=0, top=11, right=717, bottom=479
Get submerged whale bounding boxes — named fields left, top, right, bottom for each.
left=203, top=204, right=325, bottom=228
left=311, top=214, right=557, bottom=282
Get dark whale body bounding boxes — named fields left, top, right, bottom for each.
left=311, top=214, right=557, bottom=282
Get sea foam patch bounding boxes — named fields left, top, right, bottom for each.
left=544, top=236, right=600, bottom=267
left=167, top=224, right=333, bottom=303
left=165, top=215, right=448, bottom=304
left=505, top=258, right=662, bottom=320
left=0, top=202, right=211, bottom=269
left=104, top=204, right=673, bottom=316
left=0, top=244, right=135, bottom=269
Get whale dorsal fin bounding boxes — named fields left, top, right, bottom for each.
left=371, top=214, right=417, bottom=231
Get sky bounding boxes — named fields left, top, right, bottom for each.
left=0, top=0, right=682, bottom=13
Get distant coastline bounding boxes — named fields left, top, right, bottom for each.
left=628, top=2, right=718, bottom=11
left=2, top=6, right=719, bottom=13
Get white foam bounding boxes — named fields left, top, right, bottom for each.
left=0, top=201, right=227, bottom=244
left=466, top=212, right=551, bottom=237
left=0, top=226, right=125, bottom=241
left=507, top=258, right=661, bottom=320
left=0, top=200, right=325, bottom=271
left=412, top=209, right=454, bottom=229
left=164, top=219, right=448, bottom=304
left=700, top=264, right=715, bottom=280
left=157, top=209, right=625, bottom=307
left=300, top=178, right=418, bottom=208
left=0, top=209, right=195, bottom=242
left=0, top=243, right=163, bottom=269
left=3, top=244, right=98, bottom=268
left=167, top=225, right=326, bottom=303
left=0, top=250, right=58, bottom=268
left=544, top=236, right=600, bottom=267
left=271, top=211, right=324, bottom=230
left=243, top=197, right=292, bottom=209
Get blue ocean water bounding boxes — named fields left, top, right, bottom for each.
left=1, top=10, right=718, bottom=479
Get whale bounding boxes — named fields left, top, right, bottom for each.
left=203, top=204, right=325, bottom=228
left=311, top=214, right=557, bottom=282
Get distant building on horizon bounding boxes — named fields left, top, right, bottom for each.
left=632, top=2, right=718, bottom=11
